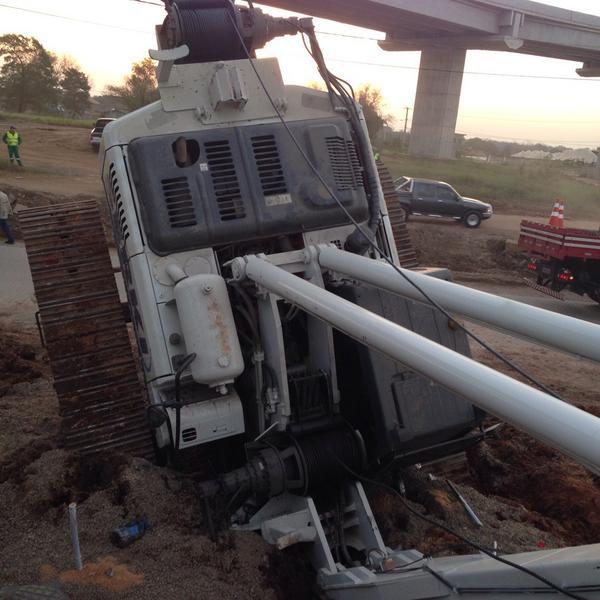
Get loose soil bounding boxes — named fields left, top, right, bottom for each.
left=1, top=319, right=599, bottom=598
left=0, top=326, right=316, bottom=600
left=1, top=123, right=599, bottom=598
left=0, top=120, right=102, bottom=198
left=409, top=218, right=527, bottom=284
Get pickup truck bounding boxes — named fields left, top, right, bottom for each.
left=395, top=177, right=493, bottom=228
left=89, top=117, right=116, bottom=152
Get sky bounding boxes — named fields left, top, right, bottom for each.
left=1, top=0, right=600, bottom=147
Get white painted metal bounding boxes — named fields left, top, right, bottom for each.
left=68, top=503, right=83, bottom=571
left=173, top=274, right=244, bottom=388
left=128, top=253, right=173, bottom=381
left=101, top=147, right=145, bottom=260
left=235, top=254, right=600, bottom=475
left=317, top=245, right=600, bottom=363
left=166, top=392, right=245, bottom=448
left=101, top=60, right=338, bottom=150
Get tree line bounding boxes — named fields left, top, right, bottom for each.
left=1, top=34, right=389, bottom=131
left=0, top=34, right=159, bottom=117
left=0, top=34, right=91, bottom=116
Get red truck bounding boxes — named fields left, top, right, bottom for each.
left=518, top=220, right=600, bottom=304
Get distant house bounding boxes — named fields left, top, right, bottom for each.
left=512, top=148, right=598, bottom=165
left=86, top=95, right=128, bottom=118
left=551, top=148, right=598, bottom=165
left=512, top=150, right=551, bottom=160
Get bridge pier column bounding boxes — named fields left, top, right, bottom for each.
left=409, top=47, right=466, bottom=160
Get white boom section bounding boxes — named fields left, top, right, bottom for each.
left=231, top=254, right=600, bottom=475
left=317, top=245, right=600, bottom=363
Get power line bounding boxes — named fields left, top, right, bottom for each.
left=126, top=0, right=383, bottom=39
left=2, top=1, right=599, bottom=85
left=327, top=57, right=600, bottom=82
left=459, top=114, right=600, bottom=125
left=269, top=48, right=600, bottom=83
left=459, top=131, right=599, bottom=144
left=0, top=3, right=152, bottom=34
left=317, top=30, right=382, bottom=41
left=0, top=1, right=377, bottom=42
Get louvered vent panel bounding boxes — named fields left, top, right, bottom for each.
left=326, top=136, right=358, bottom=191
left=109, top=163, right=130, bottom=241
left=116, top=197, right=129, bottom=241
left=347, top=141, right=364, bottom=187
left=205, top=140, right=246, bottom=221
left=161, top=177, right=197, bottom=228
left=182, top=428, right=197, bottom=443
left=252, top=135, right=288, bottom=196
left=109, top=164, right=118, bottom=212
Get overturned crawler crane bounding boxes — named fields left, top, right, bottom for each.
left=84, top=0, right=600, bottom=597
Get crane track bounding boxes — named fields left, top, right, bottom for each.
left=377, top=161, right=419, bottom=269
left=19, top=200, right=154, bottom=459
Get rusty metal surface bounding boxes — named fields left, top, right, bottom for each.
left=19, top=200, right=154, bottom=459
left=377, top=161, right=419, bottom=269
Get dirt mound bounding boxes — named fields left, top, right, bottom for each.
left=2, top=185, right=109, bottom=241
left=1, top=319, right=599, bottom=598
left=3, top=185, right=99, bottom=209
left=409, top=222, right=526, bottom=282
left=0, top=330, right=42, bottom=397
left=464, top=326, right=600, bottom=547
left=0, top=435, right=313, bottom=599
left=0, top=439, right=54, bottom=485
left=370, top=468, right=566, bottom=557
left=468, top=426, right=600, bottom=546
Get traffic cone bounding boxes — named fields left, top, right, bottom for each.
left=549, top=199, right=565, bottom=228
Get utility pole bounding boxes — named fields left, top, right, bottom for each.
left=403, top=107, right=411, bottom=152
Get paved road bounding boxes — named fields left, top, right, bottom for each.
left=0, top=241, right=37, bottom=326
left=464, top=281, right=600, bottom=325
left=1, top=241, right=598, bottom=328
left=0, top=242, right=122, bottom=327
left=410, top=213, right=598, bottom=239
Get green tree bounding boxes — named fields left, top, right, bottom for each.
left=106, top=58, right=158, bottom=111
left=357, top=84, right=389, bottom=138
left=0, top=34, right=58, bottom=113
left=58, top=58, right=91, bottom=117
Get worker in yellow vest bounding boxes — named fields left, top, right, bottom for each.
left=2, top=126, right=23, bottom=167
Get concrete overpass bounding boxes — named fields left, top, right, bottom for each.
left=258, top=0, right=600, bottom=158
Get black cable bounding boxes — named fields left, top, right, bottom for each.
left=174, top=352, right=197, bottom=450
left=300, top=23, right=562, bottom=398
left=226, top=12, right=564, bottom=402
left=235, top=305, right=260, bottom=346
left=332, top=454, right=589, bottom=600
left=231, top=283, right=260, bottom=331
left=298, top=24, right=383, bottom=251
